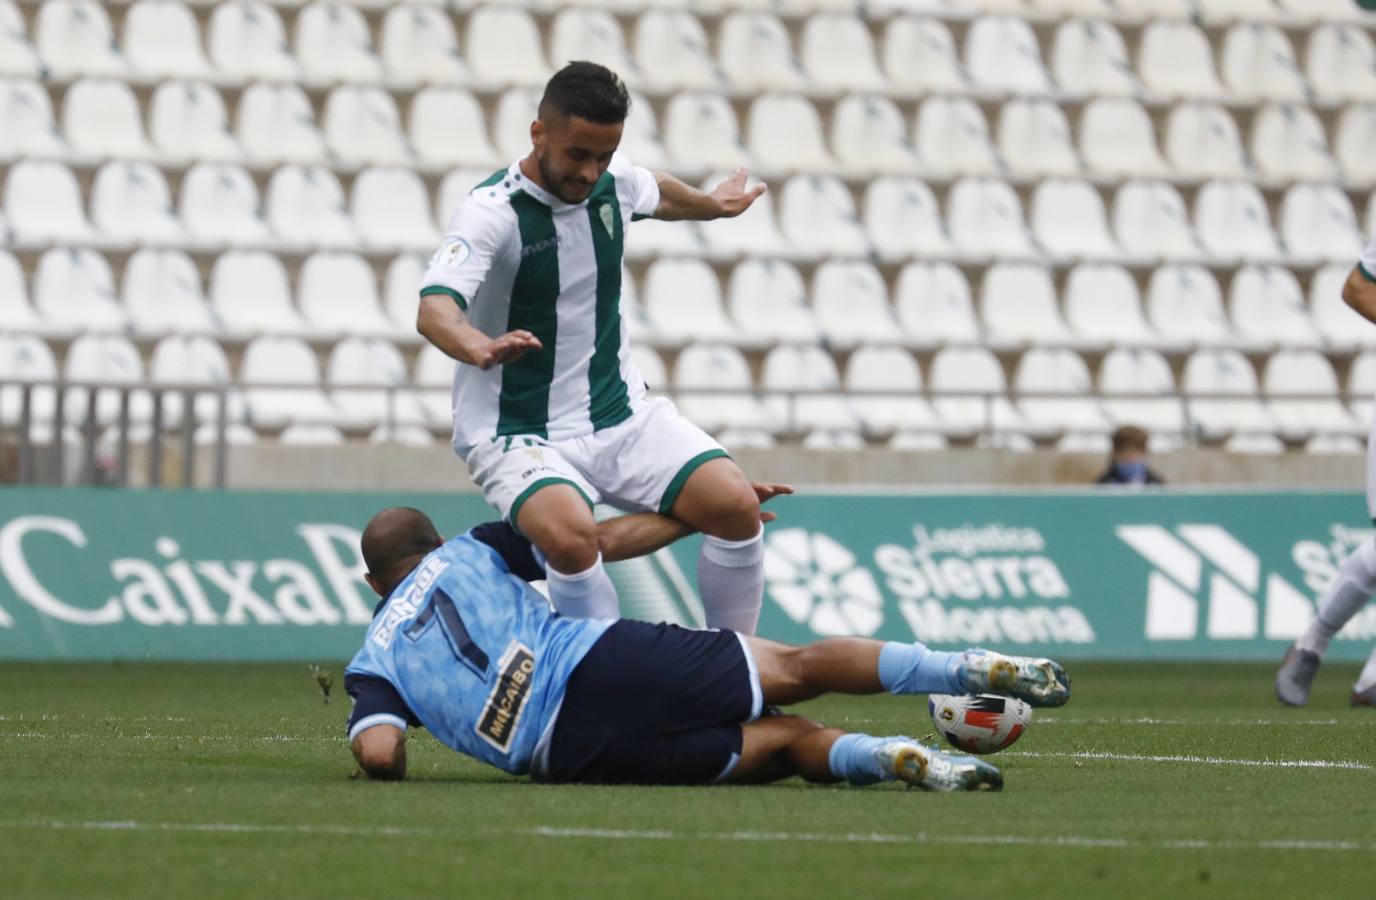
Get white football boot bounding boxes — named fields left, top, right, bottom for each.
left=875, top=741, right=1003, bottom=792
left=955, top=649, right=1070, bottom=708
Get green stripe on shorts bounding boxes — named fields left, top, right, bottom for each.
left=658, top=449, right=731, bottom=515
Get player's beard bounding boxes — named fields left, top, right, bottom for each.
left=537, top=152, right=592, bottom=205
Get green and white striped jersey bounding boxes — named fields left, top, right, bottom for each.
left=421, top=153, right=661, bottom=451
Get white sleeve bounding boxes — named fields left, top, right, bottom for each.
left=419, top=200, right=513, bottom=312
left=611, top=152, right=661, bottom=219
left=1360, top=237, right=1376, bottom=282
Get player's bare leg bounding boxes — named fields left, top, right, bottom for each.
left=744, top=635, right=1071, bottom=708
left=729, top=715, right=1002, bottom=792
left=668, top=457, right=766, bottom=634
left=516, top=484, right=619, bottom=619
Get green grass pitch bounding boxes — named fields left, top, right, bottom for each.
left=1, top=660, right=1373, bottom=900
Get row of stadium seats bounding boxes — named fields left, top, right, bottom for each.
left=3, top=157, right=1373, bottom=265
left=10, top=75, right=1376, bottom=187
left=2, top=332, right=1372, bottom=453
left=4, top=0, right=1374, bottom=103
left=3, top=245, right=1374, bottom=351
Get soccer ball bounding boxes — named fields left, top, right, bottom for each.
left=928, top=693, right=1032, bottom=755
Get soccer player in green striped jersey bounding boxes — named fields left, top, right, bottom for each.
left=417, top=62, right=770, bottom=630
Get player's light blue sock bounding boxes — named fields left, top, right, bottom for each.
left=877, top=641, right=962, bottom=695
left=828, top=733, right=908, bottom=785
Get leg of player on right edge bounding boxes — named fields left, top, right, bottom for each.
left=516, top=485, right=620, bottom=620
left=1276, top=537, right=1376, bottom=706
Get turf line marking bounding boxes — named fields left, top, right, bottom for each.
left=1005, top=750, right=1372, bottom=770
left=1033, top=718, right=1365, bottom=727
left=7, top=821, right=1375, bottom=853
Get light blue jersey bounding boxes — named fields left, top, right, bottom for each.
left=345, top=533, right=611, bottom=777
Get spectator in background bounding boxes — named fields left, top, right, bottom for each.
left=1095, top=425, right=1164, bottom=486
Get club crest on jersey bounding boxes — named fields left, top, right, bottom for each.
left=597, top=202, right=615, bottom=238
left=434, top=238, right=472, bottom=268
left=476, top=641, right=536, bottom=753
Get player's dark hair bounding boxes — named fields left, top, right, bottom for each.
left=361, top=507, right=444, bottom=587
left=539, top=61, right=631, bottom=125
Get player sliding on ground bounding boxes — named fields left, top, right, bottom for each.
left=345, top=505, right=1072, bottom=791
left=416, top=61, right=770, bottom=635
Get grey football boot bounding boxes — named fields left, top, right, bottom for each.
left=875, top=741, right=1003, bottom=792
left=1275, top=643, right=1322, bottom=707
left=954, top=649, right=1071, bottom=708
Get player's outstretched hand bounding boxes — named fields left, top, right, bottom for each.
left=476, top=331, right=542, bottom=369
left=751, top=481, right=793, bottom=524
left=711, top=168, right=767, bottom=218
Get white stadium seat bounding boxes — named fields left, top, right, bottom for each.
left=236, top=83, right=327, bottom=165
left=33, top=248, right=127, bottom=334
left=207, top=1, right=299, bottom=82
left=279, top=424, right=346, bottom=445
left=1306, top=25, right=1376, bottom=104
left=844, top=345, right=943, bottom=439
left=882, top=16, right=967, bottom=95
left=1050, top=19, right=1138, bottom=97
left=491, top=87, right=541, bottom=163
left=0, top=0, right=41, bottom=77
left=435, top=168, right=494, bottom=231
left=295, top=1, right=383, bottom=85
left=778, top=175, right=870, bottom=259
left=1113, top=181, right=1201, bottom=261
left=1164, top=103, right=1249, bottom=181
left=265, top=166, right=359, bottom=249
left=812, top=261, right=903, bottom=349
left=1196, top=0, right=1287, bottom=23
left=643, top=258, right=738, bottom=345
left=726, top=258, right=819, bottom=347
left=298, top=252, right=395, bottom=338
left=413, top=343, right=455, bottom=427
left=323, top=86, right=412, bottom=167
left=1098, top=348, right=1188, bottom=436
left=149, top=81, right=243, bottom=164
left=629, top=345, right=666, bottom=392
left=1279, top=185, right=1362, bottom=264
left=62, top=79, right=153, bottom=159
left=1264, top=350, right=1361, bottom=439
left=383, top=254, right=424, bottom=335
left=1030, top=179, right=1118, bottom=261
left=1251, top=105, right=1338, bottom=183
left=0, top=334, right=59, bottom=426
left=4, top=161, right=95, bottom=245
left=998, top=100, right=1080, bottom=179
left=980, top=263, right=1074, bottom=345
left=124, top=0, right=213, bottom=81
left=673, top=343, right=777, bottom=433
left=209, top=250, right=311, bottom=338
left=863, top=177, right=954, bottom=262
left=149, top=335, right=244, bottom=428
left=326, top=337, right=429, bottom=429
left=0, top=250, right=53, bottom=337
left=801, top=13, right=885, bottom=92
left=762, top=344, right=862, bottom=435
left=351, top=168, right=439, bottom=252
left=123, top=249, right=219, bottom=337
left=1220, top=23, right=1306, bottom=103
left=663, top=92, right=750, bottom=173
left=1227, top=265, right=1322, bottom=349
left=915, top=97, right=1001, bottom=177
left=1139, top=21, right=1224, bottom=99
left=465, top=7, right=549, bottom=87
left=964, top=16, right=1051, bottom=95
left=35, top=0, right=126, bottom=79
left=1311, top=264, right=1376, bottom=351
left=380, top=3, right=468, bottom=87
left=832, top=95, right=921, bottom=177
left=1335, top=105, right=1376, bottom=184
left=1079, top=99, right=1169, bottom=180
left=947, top=178, right=1037, bottom=260
left=620, top=91, right=670, bottom=171
left=240, top=336, right=342, bottom=430
left=747, top=94, right=832, bottom=174
left=1183, top=348, right=1278, bottom=439
left=1064, top=263, right=1157, bottom=348
left=718, top=13, right=805, bottom=93
left=895, top=262, right=981, bottom=349
left=180, top=163, right=271, bottom=246
left=1350, top=352, right=1376, bottom=423
left=697, top=177, right=789, bottom=258
left=1014, top=348, right=1113, bottom=436
left=1146, top=264, right=1234, bottom=348
left=549, top=9, right=638, bottom=82
left=90, top=161, right=187, bottom=245
left=1280, top=0, right=1367, bottom=23
left=64, top=334, right=148, bottom=425
left=1194, top=181, right=1281, bottom=263
left=929, top=346, right=1035, bottom=438
left=410, top=87, right=500, bottom=169
left=633, top=10, right=722, bottom=93
left=626, top=207, right=704, bottom=260
left=0, top=78, right=67, bottom=161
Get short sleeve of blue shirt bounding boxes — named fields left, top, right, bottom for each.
left=469, top=521, right=545, bottom=582
left=345, top=673, right=420, bottom=740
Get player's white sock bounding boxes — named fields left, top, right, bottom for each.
left=1296, top=539, right=1376, bottom=656
left=1356, top=646, right=1376, bottom=696
left=698, top=526, right=765, bottom=635
left=546, top=554, right=620, bottom=620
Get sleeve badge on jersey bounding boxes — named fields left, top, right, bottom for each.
left=434, top=238, right=473, bottom=269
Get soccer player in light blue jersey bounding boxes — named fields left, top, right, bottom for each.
left=346, top=504, right=1072, bottom=791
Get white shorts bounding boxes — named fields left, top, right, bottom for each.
left=463, top=396, right=729, bottom=527
left=1368, top=405, right=1376, bottom=521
